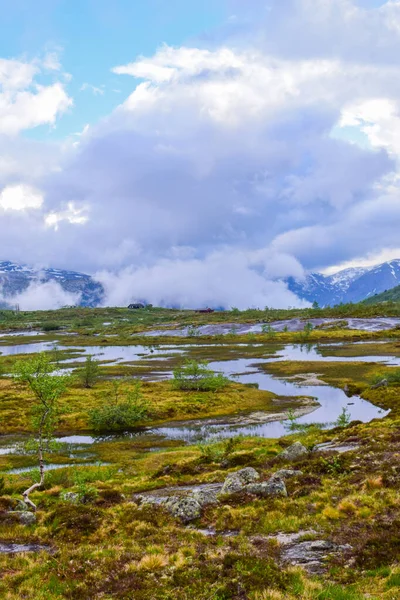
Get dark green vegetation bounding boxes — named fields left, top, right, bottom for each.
left=172, top=360, right=229, bottom=391
left=88, top=380, right=150, bottom=432
left=363, top=286, right=400, bottom=304
left=1, top=306, right=400, bottom=598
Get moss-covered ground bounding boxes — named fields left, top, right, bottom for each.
left=1, top=307, right=400, bottom=598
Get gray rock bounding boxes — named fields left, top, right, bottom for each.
left=279, top=442, right=308, bottom=461
left=280, top=538, right=352, bottom=575
left=270, top=469, right=303, bottom=480
left=61, top=492, right=80, bottom=504
left=164, top=496, right=202, bottom=523
left=371, top=378, right=388, bottom=389
left=246, top=479, right=287, bottom=498
left=0, top=543, right=51, bottom=554
left=220, top=467, right=260, bottom=495
left=191, top=487, right=219, bottom=507
left=12, top=511, right=36, bottom=526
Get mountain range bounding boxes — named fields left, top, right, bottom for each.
left=286, top=259, right=400, bottom=306
left=1, top=258, right=400, bottom=309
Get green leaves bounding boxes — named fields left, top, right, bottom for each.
left=88, top=379, right=150, bottom=432
left=78, top=355, right=101, bottom=388
left=13, top=353, right=71, bottom=435
left=172, top=360, right=228, bottom=392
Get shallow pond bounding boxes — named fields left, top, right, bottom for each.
left=0, top=339, right=394, bottom=454
left=34, top=352, right=389, bottom=447
left=143, top=317, right=400, bottom=337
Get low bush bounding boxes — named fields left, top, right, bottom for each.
left=88, top=380, right=149, bottom=432
left=172, top=360, right=229, bottom=392
left=78, top=355, right=101, bottom=388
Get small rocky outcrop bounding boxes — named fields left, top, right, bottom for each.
left=279, top=442, right=308, bottom=461
left=11, top=511, right=36, bottom=526
left=61, top=492, right=80, bottom=504
left=164, top=496, right=202, bottom=524
left=220, top=467, right=260, bottom=495
left=0, top=543, right=51, bottom=554
left=246, top=479, right=287, bottom=498
left=192, top=487, right=219, bottom=507
left=371, top=378, right=388, bottom=389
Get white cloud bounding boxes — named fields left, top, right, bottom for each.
left=45, top=202, right=89, bottom=230
left=97, top=250, right=309, bottom=310
left=0, top=184, right=43, bottom=211
left=0, top=56, right=72, bottom=135
left=1, top=280, right=81, bottom=311
left=2, top=1, right=400, bottom=309
left=80, top=83, right=104, bottom=96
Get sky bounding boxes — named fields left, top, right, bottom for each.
left=1, top=0, right=400, bottom=309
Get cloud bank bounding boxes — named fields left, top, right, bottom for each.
left=1, top=1, right=400, bottom=308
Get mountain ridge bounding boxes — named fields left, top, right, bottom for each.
left=286, top=259, right=400, bottom=306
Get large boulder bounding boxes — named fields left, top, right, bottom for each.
left=279, top=442, right=308, bottom=461
left=164, top=496, right=202, bottom=523
left=220, top=468, right=260, bottom=495
left=246, top=479, right=287, bottom=498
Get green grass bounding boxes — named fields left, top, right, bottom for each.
left=1, top=307, right=400, bottom=598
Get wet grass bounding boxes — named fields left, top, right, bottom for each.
left=2, top=308, right=400, bottom=597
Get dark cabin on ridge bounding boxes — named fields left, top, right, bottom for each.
left=128, top=303, right=145, bottom=309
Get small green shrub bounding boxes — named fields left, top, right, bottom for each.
left=78, top=355, right=100, bottom=388
left=172, top=360, right=229, bottom=392
left=88, top=380, right=149, bottom=432
left=334, top=407, right=351, bottom=428
left=41, top=322, right=61, bottom=331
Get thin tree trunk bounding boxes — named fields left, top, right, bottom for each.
left=22, top=414, right=47, bottom=511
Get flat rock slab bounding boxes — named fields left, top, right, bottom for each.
left=134, top=483, right=222, bottom=504
left=262, top=530, right=351, bottom=575
left=0, top=543, right=52, bottom=554
left=315, top=442, right=360, bottom=454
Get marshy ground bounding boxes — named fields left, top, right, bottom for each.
left=1, top=306, right=400, bottom=599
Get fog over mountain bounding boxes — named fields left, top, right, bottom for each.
left=2, top=257, right=400, bottom=311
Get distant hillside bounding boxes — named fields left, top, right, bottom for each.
left=287, top=259, right=400, bottom=306
left=363, top=285, right=400, bottom=304
left=0, top=261, right=104, bottom=308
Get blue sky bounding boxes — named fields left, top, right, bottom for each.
left=0, top=0, right=228, bottom=140
left=1, top=0, right=400, bottom=309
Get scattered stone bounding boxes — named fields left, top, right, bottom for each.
left=315, top=442, right=360, bottom=454
left=246, top=479, right=287, bottom=498
left=164, top=496, right=202, bottom=524
left=0, top=543, right=51, bottom=554
left=258, top=530, right=352, bottom=575
left=11, top=511, right=36, bottom=526
left=282, top=539, right=351, bottom=575
left=61, top=492, right=80, bottom=504
left=279, top=442, right=308, bottom=461
left=270, top=469, right=303, bottom=480
left=371, top=378, right=388, bottom=389
left=192, top=487, right=219, bottom=507
left=220, top=467, right=260, bottom=495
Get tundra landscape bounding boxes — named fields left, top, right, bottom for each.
left=3, top=0, right=400, bottom=598
left=1, top=303, right=400, bottom=599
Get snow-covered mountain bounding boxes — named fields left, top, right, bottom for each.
left=0, top=261, right=104, bottom=308
left=287, top=260, right=400, bottom=306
